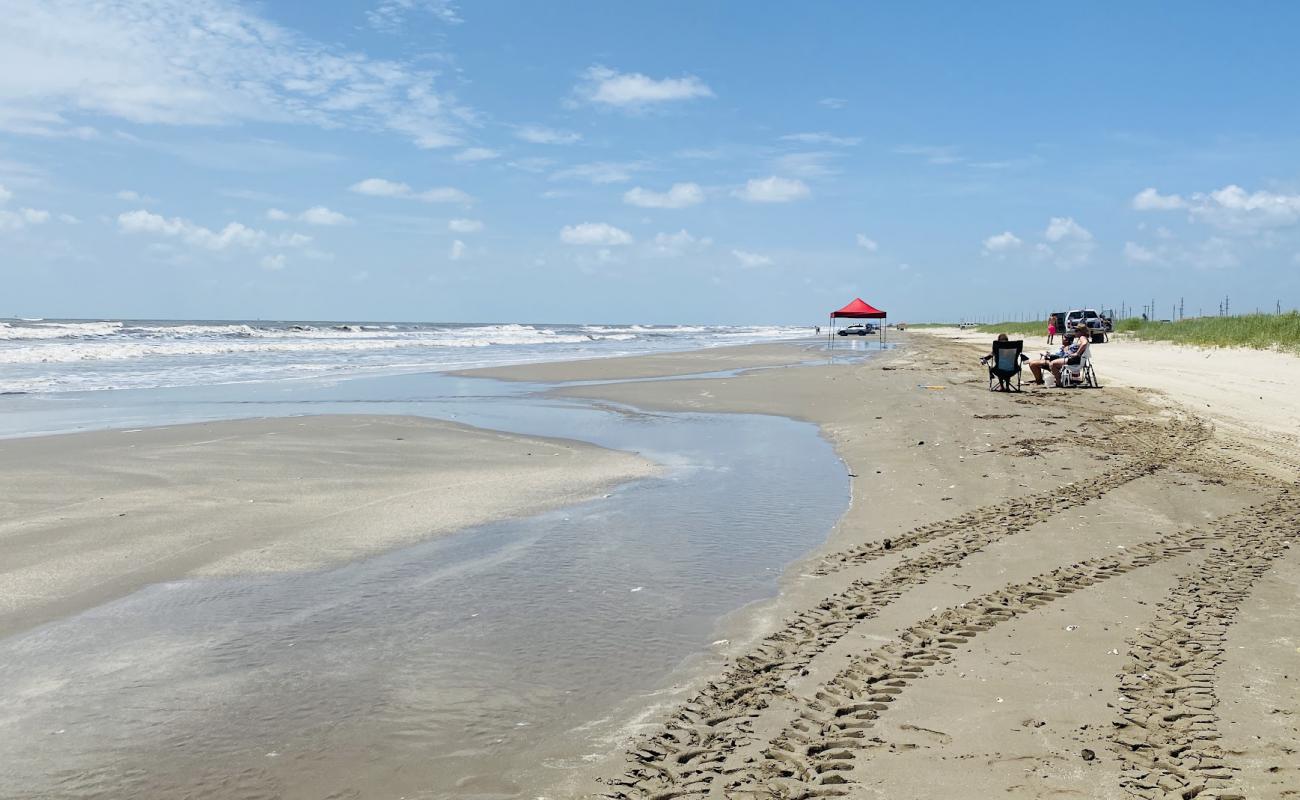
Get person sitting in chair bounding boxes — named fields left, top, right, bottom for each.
left=1028, top=324, right=1090, bottom=386
left=979, top=333, right=1010, bottom=366
left=982, top=334, right=1028, bottom=391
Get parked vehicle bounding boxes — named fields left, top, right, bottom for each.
left=1065, top=308, right=1108, bottom=343
left=837, top=323, right=877, bottom=336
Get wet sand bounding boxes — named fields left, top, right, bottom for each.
left=0, top=414, right=655, bottom=637
left=470, top=330, right=1300, bottom=800
left=2, top=332, right=1297, bottom=800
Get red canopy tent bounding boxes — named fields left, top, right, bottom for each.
left=831, top=298, right=886, bottom=319
left=828, top=297, right=887, bottom=346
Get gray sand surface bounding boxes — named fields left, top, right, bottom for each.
left=458, top=332, right=1300, bottom=800
left=0, top=414, right=654, bottom=637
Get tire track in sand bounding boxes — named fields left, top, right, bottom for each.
left=812, top=417, right=1209, bottom=577
left=1111, top=493, right=1297, bottom=800
left=708, top=491, right=1297, bottom=798
left=602, top=419, right=1209, bottom=798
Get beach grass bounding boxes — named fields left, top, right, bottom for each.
left=1112, top=313, right=1300, bottom=353
left=974, top=313, right=1300, bottom=353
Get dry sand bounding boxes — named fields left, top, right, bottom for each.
left=924, top=326, right=1300, bottom=475
left=455, top=332, right=1300, bottom=800
left=0, top=414, right=655, bottom=637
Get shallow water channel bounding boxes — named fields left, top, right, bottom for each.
left=0, top=368, right=850, bottom=798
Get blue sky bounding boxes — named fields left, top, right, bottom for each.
left=2, top=1, right=1298, bottom=324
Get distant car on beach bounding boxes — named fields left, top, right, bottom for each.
left=837, top=323, right=876, bottom=336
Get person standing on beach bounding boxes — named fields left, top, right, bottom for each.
left=1046, top=315, right=1057, bottom=345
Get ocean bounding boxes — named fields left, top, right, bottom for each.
left=0, top=318, right=812, bottom=394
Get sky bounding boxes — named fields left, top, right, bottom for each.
left=2, top=1, right=1299, bottom=325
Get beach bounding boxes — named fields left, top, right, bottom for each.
left=0, top=415, right=656, bottom=638
left=499, top=331, right=1300, bottom=799
left=1, top=332, right=1297, bottom=799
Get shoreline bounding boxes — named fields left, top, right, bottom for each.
left=0, top=414, right=657, bottom=638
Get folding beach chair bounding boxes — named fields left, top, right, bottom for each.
left=1058, top=350, right=1099, bottom=388
left=987, top=339, right=1024, bottom=392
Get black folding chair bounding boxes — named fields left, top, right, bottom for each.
left=987, top=339, right=1024, bottom=392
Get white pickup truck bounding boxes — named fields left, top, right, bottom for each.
left=1064, top=309, right=1110, bottom=343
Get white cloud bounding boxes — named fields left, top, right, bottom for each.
left=515, top=125, right=582, bottom=145
left=733, top=176, right=811, bottom=203
left=1044, top=216, right=1093, bottom=242
left=780, top=132, right=860, bottom=146
left=559, top=222, right=633, bottom=246
left=350, top=178, right=415, bottom=197
left=650, top=229, right=711, bottom=257
left=449, top=239, right=466, bottom=260
left=855, top=233, right=878, bottom=251
left=1132, top=187, right=1185, bottom=210
left=454, top=147, right=499, bottom=163
left=772, top=152, right=838, bottom=178
left=298, top=206, right=352, bottom=226
left=260, top=253, right=286, bottom=270
left=819, top=97, right=848, bottom=109
left=448, top=218, right=483, bottom=233
left=0, top=0, right=467, bottom=147
left=514, top=124, right=582, bottom=145
left=1123, top=241, right=1159, bottom=264
left=731, top=249, right=773, bottom=267
left=981, top=231, right=1022, bottom=254
left=115, top=189, right=149, bottom=202
left=573, top=65, right=713, bottom=110
left=275, top=232, right=312, bottom=248
left=0, top=184, right=11, bottom=204
left=349, top=178, right=471, bottom=203
left=267, top=207, right=351, bottom=225
left=550, top=162, right=644, bottom=184
left=1190, top=185, right=1300, bottom=232
left=623, top=182, right=704, bottom=209
left=117, top=209, right=265, bottom=250
left=367, top=0, right=461, bottom=32
left=1035, top=217, right=1095, bottom=267
left=1135, top=184, right=1300, bottom=233
left=0, top=106, right=98, bottom=139
left=0, top=206, right=51, bottom=232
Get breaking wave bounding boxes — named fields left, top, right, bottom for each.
left=0, top=319, right=811, bottom=393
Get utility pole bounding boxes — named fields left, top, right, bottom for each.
left=1179, top=297, right=1184, bottom=320
left=1224, top=295, right=1230, bottom=316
